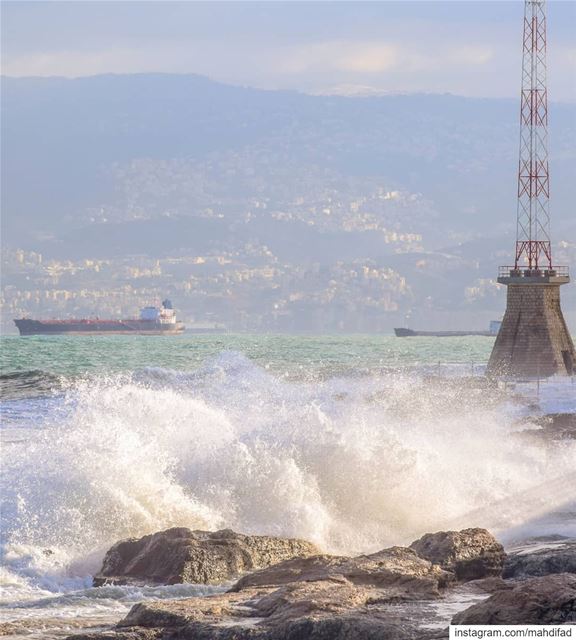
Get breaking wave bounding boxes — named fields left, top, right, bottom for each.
left=1, top=351, right=575, bottom=603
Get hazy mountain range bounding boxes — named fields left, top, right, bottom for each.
left=1, top=73, right=575, bottom=331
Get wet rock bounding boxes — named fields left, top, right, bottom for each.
left=465, top=577, right=512, bottom=594
left=74, top=545, right=454, bottom=640
left=410, top=528, right=505, bottom=581
left=83, top=582, right=432, bottom=640
left=66, top=634, right=155, bottom=640
left=63, top=588, right=425, bottom=639
left=232, top=546, right=453, bottom=596
left=531, top=413, right=576, bottom=440
left=452, top=573, right=576, bottom=624
left=70, top=529, right=512, bottom=640
left=117, top=581, right=419, bottom=633
left=66, top=633, right=158, bottom=640
left=503, top=539, right=576, bottom=579
left=93, top=527, right=318, bottom=586
left=0, top=619, right=145, bottom=640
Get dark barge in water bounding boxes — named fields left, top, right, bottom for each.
left=394, top=321, right=501, bottom=338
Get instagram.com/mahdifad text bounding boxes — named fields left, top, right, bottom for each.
left=451, top=627, right=574, bottom=639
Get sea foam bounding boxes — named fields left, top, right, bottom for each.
left=1, top=351, right=575, bottom=601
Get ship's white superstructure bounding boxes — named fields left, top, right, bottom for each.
left=139, top=300, right=177, bottom=325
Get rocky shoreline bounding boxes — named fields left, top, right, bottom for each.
left=53, top=527, right=576, bottom=640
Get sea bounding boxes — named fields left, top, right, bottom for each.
left=1, top=334, right=575, bottom=637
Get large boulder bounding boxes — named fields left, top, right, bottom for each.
left=93, top=527, right=319, bottom=586
left=504, top=540, right=576, bottom=579
left=452, top=573, right=576, bottom=625
left=410, top=528, right=505, bottom=581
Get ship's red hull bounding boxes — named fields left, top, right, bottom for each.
left=14, top=318, right=185, bottom=336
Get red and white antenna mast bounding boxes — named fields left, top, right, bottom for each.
left=515, top=0, right=552, bottom=271
left=488, top=0, right=575, bottom=379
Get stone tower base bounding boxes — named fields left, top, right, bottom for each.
left=487, top=275, right=575, bottom=378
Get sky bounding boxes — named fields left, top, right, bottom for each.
left=2, top=1, right=576, bottom=101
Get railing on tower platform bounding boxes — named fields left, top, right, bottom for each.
left=497, top=265, right=570, bottom=279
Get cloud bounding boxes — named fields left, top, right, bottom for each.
left=2, top=49, right=139, bottom=77
left=555, top=46, right=576, bottom=67
left=1, top=37, right=571, bottom=103
left=335, top=44, right=400, bottom=74
left=454, top=46, right=494, bottom=66
left=278, top=40, right=495, bottom=76
left=1, top=32, right=496, bottom=79
left=277, top=41, right=399, bottom=75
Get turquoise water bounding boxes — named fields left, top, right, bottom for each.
left=0, top=334, right=494, bottom=378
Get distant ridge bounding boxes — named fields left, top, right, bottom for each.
left=2, top=73, right=575, bottom=253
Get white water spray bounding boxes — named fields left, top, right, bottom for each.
left=2, top=352, right=575, bottom=604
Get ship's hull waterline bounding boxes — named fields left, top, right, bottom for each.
left=14, top=319, right=185, bottom=336
left=394, top=328, right=494, bottom=338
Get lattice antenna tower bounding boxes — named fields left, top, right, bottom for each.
left=515, top=0, right=551, bottom=270
left=487, top=0, right=575, bottom=379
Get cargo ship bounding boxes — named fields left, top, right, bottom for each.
left=394, top=321, right=501, bottom=338
left=14, top=300, right=185, bottom=336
